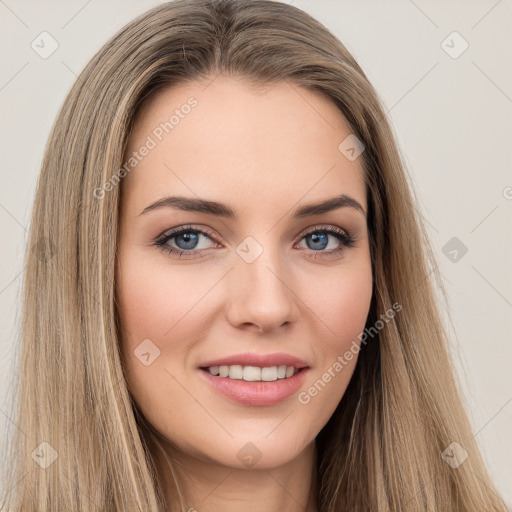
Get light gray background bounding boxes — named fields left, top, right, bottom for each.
left=1, top=0, right=511, bottom=504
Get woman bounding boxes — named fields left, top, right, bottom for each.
left=2, top=0, right=508, bottom=510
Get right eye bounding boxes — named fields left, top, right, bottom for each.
left=153, top=225, right=221, bottom=258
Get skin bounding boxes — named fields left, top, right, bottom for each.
left=116, top=75, right=373, bottom=512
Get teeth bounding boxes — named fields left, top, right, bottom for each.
left=243, top=366, right=261, bottom=381
left=261, top=366, right=277, bottom=381
left=207, top=365, right=298, bottom=381
left=228, top=365, right=243, bottom=379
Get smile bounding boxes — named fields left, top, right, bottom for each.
left=203, top=364, right=299, bottom=381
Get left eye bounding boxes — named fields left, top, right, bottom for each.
left=154, top=225, right=355, bottom=258
left=298, top=230, right=345, bottom=251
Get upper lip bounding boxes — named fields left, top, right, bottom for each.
left=199, top=352, right=310, bottom=369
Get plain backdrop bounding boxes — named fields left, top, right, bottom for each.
left=1, top=0, right=511, bottom=504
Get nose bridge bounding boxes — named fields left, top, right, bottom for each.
left=226, top=234, right=298, bottom=331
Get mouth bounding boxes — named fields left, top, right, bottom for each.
left=200, top=364, right=302, bottom=382
left=197, top=353, right=310, bottom=406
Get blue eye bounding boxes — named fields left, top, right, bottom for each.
left=154, top=224, right=356, bottom=258
left=297, top=225, right=356, bottom=257
left=301, top=231, right=344, bottom=251
left=154, top=225, right=218, bottom=257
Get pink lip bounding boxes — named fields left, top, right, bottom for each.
left=199, top=352, right=310, bottom=369
left=198, top=367, right=310, bottom=406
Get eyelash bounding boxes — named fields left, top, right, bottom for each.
left=153, top=224, right=356, bottom=259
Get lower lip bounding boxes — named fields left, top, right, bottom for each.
left=198, top=368, right=309, bottom=406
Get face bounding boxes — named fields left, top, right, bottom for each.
left=116, top=76, right=373, bottom=470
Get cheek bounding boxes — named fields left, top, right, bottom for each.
left=302, top=258, right=373, bottom=347
left=295, top=259, right=372, bottom=413
left=115, top=250, right=212, bottom=393
left=115, top=250, right=221, bottom=441
left=116, top=249, right=215, bottom=346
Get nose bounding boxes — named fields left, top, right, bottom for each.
left=225, top=242, right=299, bottom=334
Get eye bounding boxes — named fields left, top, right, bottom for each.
left=295, top=225, right=356, bottom=258
left=154, top=225, right=220, bottom=258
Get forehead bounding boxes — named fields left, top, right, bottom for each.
left=122, top=76, right=366, bottom=213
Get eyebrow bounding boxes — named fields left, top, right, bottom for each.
left=138, top=194, right=366, bottom=218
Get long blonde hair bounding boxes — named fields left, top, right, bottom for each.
left=1, top=0, right=508, bottom=510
